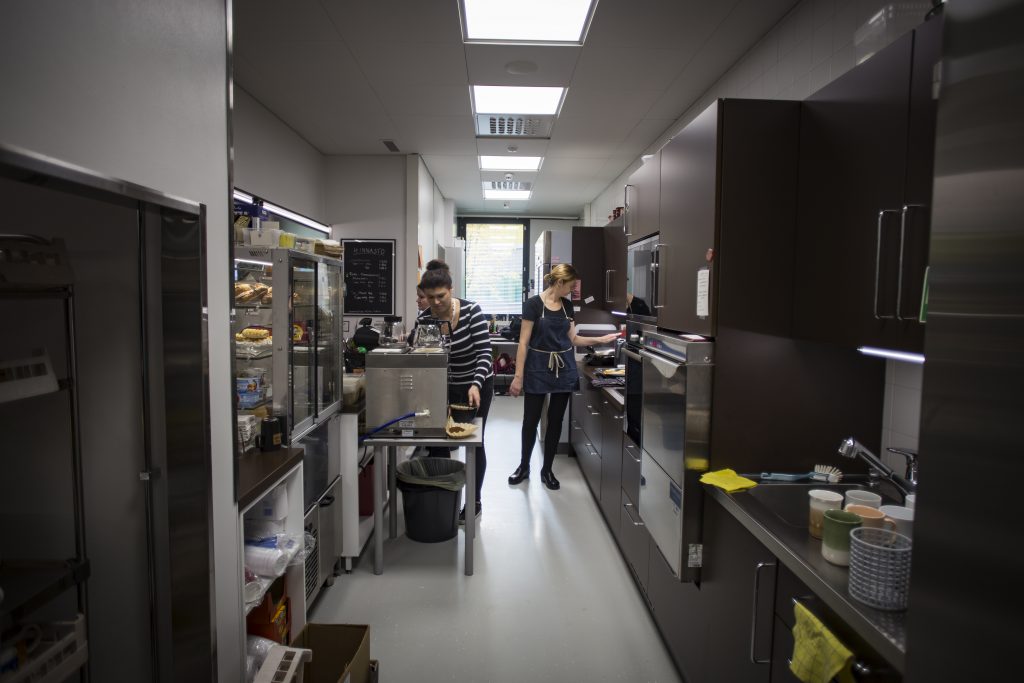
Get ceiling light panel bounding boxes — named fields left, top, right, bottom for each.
left=484, top=189, right=532, bottom=200
left=479, top=155, right=543, bottom=171
left=461, top=0, right=598, bottom=44
left=472, top=86, right=565, bottom=116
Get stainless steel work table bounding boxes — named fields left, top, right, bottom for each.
left=363, top=418, right=484, bottom=576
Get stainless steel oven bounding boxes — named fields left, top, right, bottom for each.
left=622, top=320, right=652, bottom=447
left=636, top=329, right=713, bottom=582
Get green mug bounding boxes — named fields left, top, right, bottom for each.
left=821, top=509, right=862, bottom=566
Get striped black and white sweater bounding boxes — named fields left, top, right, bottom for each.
left=416, top=299, right=493, bottom=388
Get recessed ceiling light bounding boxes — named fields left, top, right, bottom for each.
left=485, top=189, right=532, bottom=201
left=479, top=155, right=543, bottom=171
left=461, top=0, right=598, bottom=44
left=472, top=86, right=565, bottom=116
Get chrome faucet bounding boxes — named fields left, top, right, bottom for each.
left=837, top=437, right=915, bottom=499
left=886, top=446, right=919, bottom=488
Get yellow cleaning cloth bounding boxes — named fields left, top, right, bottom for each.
left=699, top=468, right=758, bottom=493
left=790, top=601, right=855, bottom=683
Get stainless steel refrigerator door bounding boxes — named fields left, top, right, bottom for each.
left=639, top=451, right=683, bottom=578
left=640, top=349, right=687, bottom=484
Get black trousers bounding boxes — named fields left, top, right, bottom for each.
left=520, top=392, right=570, bottom=472
left=428, top=376, right=493, bottom=503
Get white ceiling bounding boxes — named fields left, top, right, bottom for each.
left=234, top=0, right=798, bottom=216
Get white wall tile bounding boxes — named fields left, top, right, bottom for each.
left=894, top=360, right=923, bottom=389
left=813, top=0, right=836, bottom=27
left=892, top=384, right=922, bottom=440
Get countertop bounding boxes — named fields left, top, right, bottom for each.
left=237, top=447, right=304, bottom=510
left=581, top=363, right=624, bottom=409
left=707, top=484, right=908, bottom=673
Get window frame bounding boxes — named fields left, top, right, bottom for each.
left=456, top=216, right=531, bottom=313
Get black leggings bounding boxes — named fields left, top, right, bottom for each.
left=520, top=392, right=571, bottom=472
left=428, top=376, right=493, bottom=502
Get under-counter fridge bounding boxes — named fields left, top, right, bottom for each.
left=233, top=247, right=344, bottom=447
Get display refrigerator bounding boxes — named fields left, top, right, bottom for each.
left=234, top=246, right=344, bottom=447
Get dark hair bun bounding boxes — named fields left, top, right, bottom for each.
left=425, top=259, right=449, bottom=272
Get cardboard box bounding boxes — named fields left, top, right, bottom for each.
left=291, top=624, right=371, bottom=683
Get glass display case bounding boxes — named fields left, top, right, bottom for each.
left=234, top=247, right=343, bottom=448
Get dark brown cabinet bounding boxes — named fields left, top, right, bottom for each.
left=648, top=545, right=707, bottom=682
left=656, top=99, right=800, bottom=337
left=624, top=150, right=661, bottom=243
left=794, top=17, right=942, bottom=352
left=619, top=488, right=651, bottom=597
left=700, top=497, right=776, bottom=683
left=602, top=216, right=628, bottom=313
left=599, top=398, right=623, bottom=532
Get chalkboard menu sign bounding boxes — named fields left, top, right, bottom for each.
left=342, top=239, right=395, bottom=315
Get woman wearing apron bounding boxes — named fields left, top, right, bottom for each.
left=508, top=264, right=619, bottom=490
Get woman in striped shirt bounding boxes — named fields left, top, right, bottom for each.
left=416, top=259, right=493, bottom=522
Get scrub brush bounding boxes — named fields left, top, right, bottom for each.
left=749, top=465, right=843, bottom=484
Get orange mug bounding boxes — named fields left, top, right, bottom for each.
left=845, top=504, right=897, bottom=530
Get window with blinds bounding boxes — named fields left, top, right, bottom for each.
left=464, top=223, right=524, bottom=315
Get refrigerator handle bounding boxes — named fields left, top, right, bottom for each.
left=605, top=269, right=614, bottom=303
left=624, top=184, right=633, bottom=237
left=896, top=204, right=926, bottom=321
left=874, top=210, right=899, bottom=320
left=652, top=243, right=665, bottom=309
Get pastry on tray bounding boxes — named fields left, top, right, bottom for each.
left=445, top=418, right=477, bottom=439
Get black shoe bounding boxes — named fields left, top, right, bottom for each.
left=540, top=469, right=560, bottom=490
left=458, top=502, right=482, bottom=525
left=508, top=464, right=529, bottom=485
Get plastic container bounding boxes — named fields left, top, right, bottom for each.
left=2, top=614, right=87, bottom=683
left=396, top=459, right=466, bottom=543
left=250, top=484, right=288, bottom=521
left=848, top=527, right=913, bottom=611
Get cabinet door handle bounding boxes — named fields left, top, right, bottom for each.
left=623, top=348, right=643, bottom=363
left=874, top=210, right=900, bottom=320
left=625, top=446, right=641, bottom=464
left=622, top=501, right=645, bottom=526
left=605, top=269, right=615, bottom=303
left=749, top=561, right=776, bottom=665
left=624, top=184, right=633, bottom=237
left=896, top=204, right=927, bottom=321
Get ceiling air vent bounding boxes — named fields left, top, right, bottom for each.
left=475, top=114, right=553, bottom=138
left=381, top=139, right=400, bottom=152
left=483, top=181, right=533, bottom=191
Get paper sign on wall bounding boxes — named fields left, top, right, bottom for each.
left=696, top=267, right=710, bottom=319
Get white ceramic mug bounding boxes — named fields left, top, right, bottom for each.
left=808, top=489, right=844, bottom=539
left=844, top=489, right=882, bottom=509
left=879, top=504, right=914, bottom=537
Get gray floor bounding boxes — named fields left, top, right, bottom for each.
left=311, top=396, right=682, bottom=682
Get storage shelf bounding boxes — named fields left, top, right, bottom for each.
left=0, top=559, right=90, bottom=631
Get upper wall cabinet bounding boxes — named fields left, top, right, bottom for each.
left=624, top=150, right=661, bottom=244
left=656, top=99, right=800, bottom=337
left=793, top=16, right=943, bottom=352
left=603, top=216, right=628, bottom=314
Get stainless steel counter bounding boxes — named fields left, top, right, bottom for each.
left=707, top=482, right=908, bottom=673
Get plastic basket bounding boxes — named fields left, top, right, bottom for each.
left=254, top=645, right=312, bottom=683
left=2, top=614, right=88, bottom=683
left=848, top=527, right=913, bottom=611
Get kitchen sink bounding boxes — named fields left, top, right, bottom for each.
left=745, top=479, right=902, bottom=529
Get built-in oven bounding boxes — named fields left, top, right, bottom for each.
left=622, top=320, right=652, bottom=447
left=636, top=330, right=713, bottom=582
left=626, top=234, right=660, bottom=321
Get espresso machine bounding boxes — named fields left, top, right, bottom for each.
left=364, top=318, right=451, bottom=437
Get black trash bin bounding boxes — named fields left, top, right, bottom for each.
left=396, top=458, right=466, bottom=543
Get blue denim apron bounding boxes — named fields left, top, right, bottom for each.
left=524, top=301, right=579, bottom=394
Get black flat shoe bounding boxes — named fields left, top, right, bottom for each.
left=508, top=464, right=529, bottom=485
left=541, top=469, right=560, bottom=490
left=458, top=502, right=482, bottom=525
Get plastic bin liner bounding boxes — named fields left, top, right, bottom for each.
left=395, top=458, right=466, bottom=492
